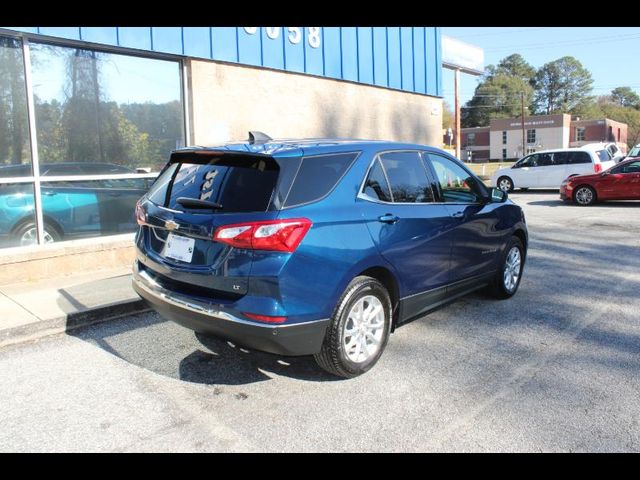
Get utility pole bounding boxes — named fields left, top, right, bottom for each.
left=455, top=68, right=461, bottom=160
left=521, top=91, right=526, bottom=158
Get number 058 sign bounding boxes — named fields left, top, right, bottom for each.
left=243, top=27, right=321, bottom=48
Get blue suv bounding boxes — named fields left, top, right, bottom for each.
left=132, top=135, right=527, bottom=378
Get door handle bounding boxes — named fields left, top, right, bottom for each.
left=451, top=211, right=465, bottom=219
left=378, top=214, right=400, bottom=224
left=42, top=191, right=56, bottom=196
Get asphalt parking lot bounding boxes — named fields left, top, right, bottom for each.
left=1, top=191, right=639, bottom=452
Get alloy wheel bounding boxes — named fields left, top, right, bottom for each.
left=342, top=295, right=385, bottom=363
left=503, top=246, right=521, bottom=293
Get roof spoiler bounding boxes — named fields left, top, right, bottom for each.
left=248, top=131, right=272, bottom=145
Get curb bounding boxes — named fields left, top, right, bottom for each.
left=0, top=298, right=151, bottom=349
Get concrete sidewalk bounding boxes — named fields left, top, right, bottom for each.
left=0, top=266, right=149, bottom=349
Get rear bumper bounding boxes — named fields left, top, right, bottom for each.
left=132, top=260, right=329, bottom=356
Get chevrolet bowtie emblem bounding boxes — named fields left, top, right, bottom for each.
left=165, top=220, right=180, bottom=231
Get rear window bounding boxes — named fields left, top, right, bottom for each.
left=147, top=153, right=279, bottom=213
left=596, top=150, right=611, bottom=162
left=284, top=152, right=358, bottom=207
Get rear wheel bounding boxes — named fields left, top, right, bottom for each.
left=573, top=185, right=596, bottom=206
left=497, top=176, right=514, bottom=193
left=314, top=276, right=392, bottom=378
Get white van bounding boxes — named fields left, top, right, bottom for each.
left=491, top=145, right=617, bottom=192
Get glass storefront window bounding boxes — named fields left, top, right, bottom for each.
left=0, top=37, right=32, bottom=176
left=30, top=42, right=184, bottom=174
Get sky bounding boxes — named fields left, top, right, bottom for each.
left=441, top=27, right=640, bottom=111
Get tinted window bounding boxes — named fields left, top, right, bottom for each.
left=621, top=161, right=640, bottom=174
left=284, top=152, right=358, bottom=207
left=362, top=158, right=392, bottom=202
left=517, top=155, right=538, bottom=168
left=149, top=155, right=279, bottom=213
left=566, top=151, right=591, bottom=164
left=597, top=150, right=611, bottom=162
left=552, top=152, right=569, bottom=165
left=427, top=154, right=483, bottom=204
left=537, top=153, right=553, bottom=167
left=628, top=145, right=640, bottom=157
left=379, top=151, right=434, bottom=203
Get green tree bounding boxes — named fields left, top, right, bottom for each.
left=532, top=56, right=593, bottom=115
left=611, top=87, right=640, bottom=109
left=487, top=53, right=536, bottom=85
left=461, top=54, right=535, bottom=128
left=462, top=74, right=533, bottom=128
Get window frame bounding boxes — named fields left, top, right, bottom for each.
left=357, top=149, right=436, bottom=205
left=576, top=127, right=586, bottom=142
left=527, top=128, right=536, bottom=144
left=421, top=151, right=488, bottom=205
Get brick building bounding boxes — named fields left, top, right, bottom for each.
left=459, top=114, right=628, bottom=162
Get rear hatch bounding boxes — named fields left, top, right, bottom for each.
left=137, top=150, right=285, bottom=298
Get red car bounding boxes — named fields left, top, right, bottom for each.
left=560, top=158, right=640, bottom=205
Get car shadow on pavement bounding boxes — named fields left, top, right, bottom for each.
left=180, top=332, right=342, bottom=384
left=68, top=311, right=342, bottom=385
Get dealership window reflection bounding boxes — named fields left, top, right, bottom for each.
left=0, top=42, right=186, bottom=246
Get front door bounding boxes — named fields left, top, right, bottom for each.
left=424, top=153, right=507, bottom=292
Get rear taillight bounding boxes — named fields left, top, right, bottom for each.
left=135, top=201, right=147, bottom=226
left=213, top=218, right=312, bottom=252
left=594, top=163, right=602, bottom=173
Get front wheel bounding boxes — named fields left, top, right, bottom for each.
left=573, top=185, right=596, bottom=206
left=314, top=276, right=392, bottom=378
left=487, top=236, right=525, bottom=299
left=13, top=221, right=61, bottom=246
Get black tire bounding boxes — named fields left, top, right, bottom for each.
left=13, top=221, right=62, bottom=246
left=497, top=176, right=514, bottom=193
left=314, top=276, right=392, bottom=378
left=486, top=236, right=525, bottom=299
left=573, top=185, right=597, bottom=206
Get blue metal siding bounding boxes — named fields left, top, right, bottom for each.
left=340, top=27, right=358, bottom=82
left=322, top=27, right=342, bottom=79
left=357, top=27, right=373, bottom=85
left=3, top=26, right=442, bottom=97
left=413, top=28, right=426, bottom=94
left=372, top=28, right=388, bottom=88
left=80, top=27, right=118, bottom=46
left=386, top=27, right=402, bottom=90
left=182, top=27, right=211, bottom=59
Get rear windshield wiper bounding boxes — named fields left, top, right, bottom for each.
left=176, top=197, right=224, bottom=210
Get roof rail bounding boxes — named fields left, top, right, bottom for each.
left=248, top=131, right=272, bottom=145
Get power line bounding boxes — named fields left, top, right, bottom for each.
left=485, top=32, right=640, bottom=52
left=450, top=27, right=552, bottom=39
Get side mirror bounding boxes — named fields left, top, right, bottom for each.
left=490, top=187, right=508, bottom=203
left=601, top=171, right=610, bottom=176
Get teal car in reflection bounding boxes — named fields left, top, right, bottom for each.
left=0, top=163, right=153, bottom=246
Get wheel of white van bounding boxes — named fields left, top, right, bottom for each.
left=497, top=176, right=514, bottom=193
left=14, top=221, right=61, bottom=246
left=314, top=276, right=392, bottom=378
left=487, top=236, right=525, bottom=299
left=574, top=185, right=596, bottom=206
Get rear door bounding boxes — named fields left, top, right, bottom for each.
left=534, top=152, right=560, bottom=187
left=138, top=151, right=282, bottom=296
left=358, top=150, right=456, bottom=313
